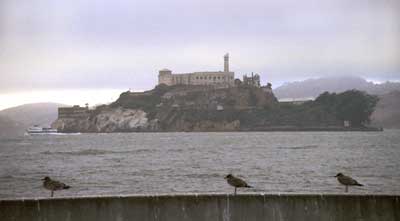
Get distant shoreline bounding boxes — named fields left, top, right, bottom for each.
left=239, top=126, right=383, bottom=132
left=55, top=126, right=383, bottom=134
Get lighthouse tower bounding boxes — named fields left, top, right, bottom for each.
left=224, top=53, right=229, bottom=72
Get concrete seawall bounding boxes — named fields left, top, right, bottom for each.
left=1, top=193, right=399, bottom=221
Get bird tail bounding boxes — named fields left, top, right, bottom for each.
left=245, top=185, right=252, bottom=188
left=356, top=183, right=363, bottom=186
left=64, top=185, right=71, bottom=189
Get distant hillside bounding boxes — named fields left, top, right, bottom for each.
left=370, top=91, right=400, bottom=129
left=0, top=103, right=65, bottom=137
left=0, top=116, right=22, bottom=138
left=274, top=76, right=400, bottom=99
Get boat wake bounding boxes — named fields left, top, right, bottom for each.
left=25, top=132, right=81, bottom=136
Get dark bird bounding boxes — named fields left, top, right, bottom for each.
left=224, top=174, right=252, bottom=195
left=42, top=176, right=70, bottom=197
left=335, top=173, right=363, bottom=192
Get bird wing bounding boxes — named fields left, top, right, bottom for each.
left=52, top=180, right=68, bottom=190
left=339, top=176, right=359, bottom=185
left=231, top=177, right=249, bottom=187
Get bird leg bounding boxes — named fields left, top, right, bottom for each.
left=345, top=186, right=348, bottom=193
left=51, top=191, right=54, bottom=197
left=234, top=187, right=237, bottom=195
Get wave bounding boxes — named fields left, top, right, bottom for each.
left=0, top=174, right=13, bottom=179
left=277, top=145, right=318, bottom=150
left=16, top=142, right=32, bottom=146
left=41, top=148, right=155, bottom=156
left=42, top=149, right=112, bottom=156
left=185, top=173, right=221, bottom=179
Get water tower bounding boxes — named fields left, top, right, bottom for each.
left=224, top=53, right=229, bottom=72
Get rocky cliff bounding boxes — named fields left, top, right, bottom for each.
left=52, top=107, right=160, bottom=132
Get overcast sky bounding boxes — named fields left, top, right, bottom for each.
left=0, top=0, right=399, bottom=108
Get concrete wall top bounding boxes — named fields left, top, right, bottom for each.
left=1, top=193, right=399, bottom=221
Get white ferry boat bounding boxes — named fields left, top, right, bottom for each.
left=26, top=125, right=58, bottom=135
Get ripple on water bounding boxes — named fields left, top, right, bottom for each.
left=40, top=148, right=157, bottom=156
left=277, top=145, right=318, bottom=150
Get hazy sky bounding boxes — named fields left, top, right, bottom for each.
left=0, top=0, right=399, bottom=109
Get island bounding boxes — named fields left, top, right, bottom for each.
left=52, top=54, right=381, bottom=132
left=52, top=84, right=380, bottom=132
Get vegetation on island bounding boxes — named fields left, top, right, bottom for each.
left=313, top=90, right=379, bottom=127
left=260, top=90, right=379, bottom=128
left=108, top=84, right=379, bottom=131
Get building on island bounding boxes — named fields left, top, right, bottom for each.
left=58, top=105, right=89, bottom=119
left=158, top=54, right=235, bottom=87
left=243, top=72, right=261, bottom=87
left=261, top=83, right=273, bottom=94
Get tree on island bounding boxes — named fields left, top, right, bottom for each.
left=314, top=90, right=379, bottom=127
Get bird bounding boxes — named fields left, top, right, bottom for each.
left=334, top=173, right=363, bottom=192
left=42, top=176, right=70, bottom=197
left=224, top=174, right=252, bottom=195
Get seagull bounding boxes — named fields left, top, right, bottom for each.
left=42, top=176, right=70, bottom=197
left=224, top=174, right=252, bottom=195
left=334, top=173, right=363, bottom=192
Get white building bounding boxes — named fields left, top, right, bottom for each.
left=158, top=54, right=235, bottom=87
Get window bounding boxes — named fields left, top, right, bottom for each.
left=196, top=76, right=199, bottom=80
left=218, top=76, right=220, bottom=80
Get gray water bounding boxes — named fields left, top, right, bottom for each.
left=0, top=130, right=399, bottom=199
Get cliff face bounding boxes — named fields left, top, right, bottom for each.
left=52, top=117, right=90, bottom=133
left=53, top=85, right=278, bottom=132
left=92, top=108, right=150, bottom=132
left=52, top=108, right=159, bottom=132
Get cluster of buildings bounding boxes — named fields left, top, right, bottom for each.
left=158, top=53, right=269, bottom=90
left=58, top=54, right=271, bottom=118
left=158, top=54, right=235, bottom=87
left=57, top=104, right=89, bottom=119
left=242, top=73, right=261, bottom=87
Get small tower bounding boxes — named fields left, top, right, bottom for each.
left=224, top=53, right=229, bottom=72
left=158, top=68, right=172, bottom=85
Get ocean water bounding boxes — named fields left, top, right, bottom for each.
left=0, top=130, right=399, bottom=199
